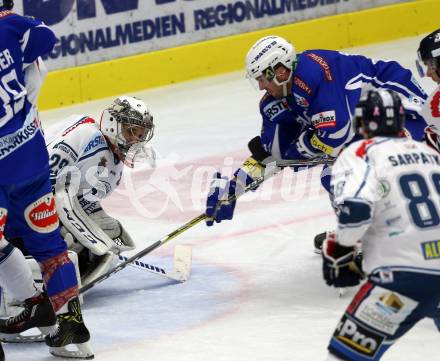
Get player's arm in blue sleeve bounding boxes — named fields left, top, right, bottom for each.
left=348, top=54, right=427, bottom=102
left=21, top=17, right=56, bottom=66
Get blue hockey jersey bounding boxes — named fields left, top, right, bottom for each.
left=0, top=8, right=56, bottom=184
left=258, top=49, right=427, bottom=160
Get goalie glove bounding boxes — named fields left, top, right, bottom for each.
left=322, top=232, right=364, bottom=287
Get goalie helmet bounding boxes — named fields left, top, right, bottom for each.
left=416, top=28, right=440, bottom=77
left=100, top=96, right=154, bottom=166
left=246, top=35, right=297, bottom=86
left=0, top=0, right=13, bottom=9
left=354, top=89, right=405, bottom=138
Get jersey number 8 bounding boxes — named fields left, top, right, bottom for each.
left=400, top=173, right=440, bottom=228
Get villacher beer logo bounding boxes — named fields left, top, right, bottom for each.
left=25, top=194, right=59, bottom=233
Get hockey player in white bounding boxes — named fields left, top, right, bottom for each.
left=321, top=89, right=440, bottom=360
left=0, top=96, right=155, bottom=346
left=416, top=29, right=440, bottom=127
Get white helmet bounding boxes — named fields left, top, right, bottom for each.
left=100, top=96, right=154, bottom=164
left=246, top=35, right=297, bottom=85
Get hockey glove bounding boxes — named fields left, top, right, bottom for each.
left=205, top=172, right=239, bottom=226
left=322, top=232, right=364, bottom=287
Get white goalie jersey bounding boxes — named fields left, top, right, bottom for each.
left=331, top=136, right=440, bottom=275
left=46, top=115, right=123, bottom=208
left=45, top=115, right=135, bottom=285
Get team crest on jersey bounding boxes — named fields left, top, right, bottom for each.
left=294, top=93, right=309, bottom=108
left=311, top=111, right=336, bottom=129
left=24, top=193, right=59, bottom=233
left=430, top=91, right=440, bottom=118
left=377, top=180, right=391, bottom=198
left=0, top=208, right=7, bottom=239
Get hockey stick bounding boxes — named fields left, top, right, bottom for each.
left=119, top=244, right=192, bottom=282
left=79, top=153, right=327, bottom=295
left=79, top=175, right=267, bottom=295
left=247, top=136, right=334, bottom=168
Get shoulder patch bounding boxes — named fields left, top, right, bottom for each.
left=355, top=139, right=375, bottom=158
left=62, top=117, right=96, bottom=137
left=306, top=53, right=333, bottom=81
left=293, top=76, right=312, bottom=95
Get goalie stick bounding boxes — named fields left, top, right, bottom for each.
left=118, top=244, right=192, bottom=282
left=79, top=174, right=267, bottom=295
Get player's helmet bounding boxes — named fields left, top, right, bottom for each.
left=100, top=96, right=154, bottom=163
left=424, top=124, right=440, bottom=154
left=354, top=89, right=405, bottom=138
left=416, top=29, right=440, bottom=77
left=0, top=0, right=13, bottom=9
left=246, top=35, right=297, bottom=86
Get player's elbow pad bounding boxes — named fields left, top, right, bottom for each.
left=337, top=200, right=372, bottom=227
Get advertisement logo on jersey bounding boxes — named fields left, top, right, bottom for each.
left=421, top=240, right=440, bottom=260
left=263, top=100, right=288, bottom=121
left=311, top=111, right=336, bottom=129
left=353, top=287, right=418, bottom=335
left=25, top=194, right=59, bottom=233
left=293, top=76, right=312, bottom=95
left=294, top=93, right=309, bottom=108
left=307, top=53, right=333, bottom=81
left=334, top=315, right=384, bottom=357
left=430, top=92, right=440, bottom=118
left=0, top=208, right=7, bottom=239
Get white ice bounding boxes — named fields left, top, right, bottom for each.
left=5, top=35, right=439, bottom=361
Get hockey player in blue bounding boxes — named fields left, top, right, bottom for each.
left=321, top=89, right=440, bottom=361
left=0, top=1, right=93, bottom=359
left=205, top=35, right=427, bottom=229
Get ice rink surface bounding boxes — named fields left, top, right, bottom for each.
left=6, top=35, right=439, bottom=360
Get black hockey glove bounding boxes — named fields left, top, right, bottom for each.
left=322, top=233, right=364, bottom=287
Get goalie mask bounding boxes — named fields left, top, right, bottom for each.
left=100, top=96, right=155, bottom=168
left=0, top=0, right=13, bottom=9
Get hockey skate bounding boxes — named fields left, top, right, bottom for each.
left=45, top=297, right=94, bottom=359
left=0, top=342, right=4, bottom=361
left=0, top=292, right=56, bottom=343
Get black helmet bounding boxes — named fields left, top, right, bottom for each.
left=354, top=90, right=405, bottom=138
left=0, top=0, right=13, bottom=10
left=416, top=29, right=440, bottom=77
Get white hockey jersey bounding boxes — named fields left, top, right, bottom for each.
left=331, top=136, right=440, bottom=275
left=421, top=86, right=440, bottom=126
left=46, top=115, right=124, bottom=214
